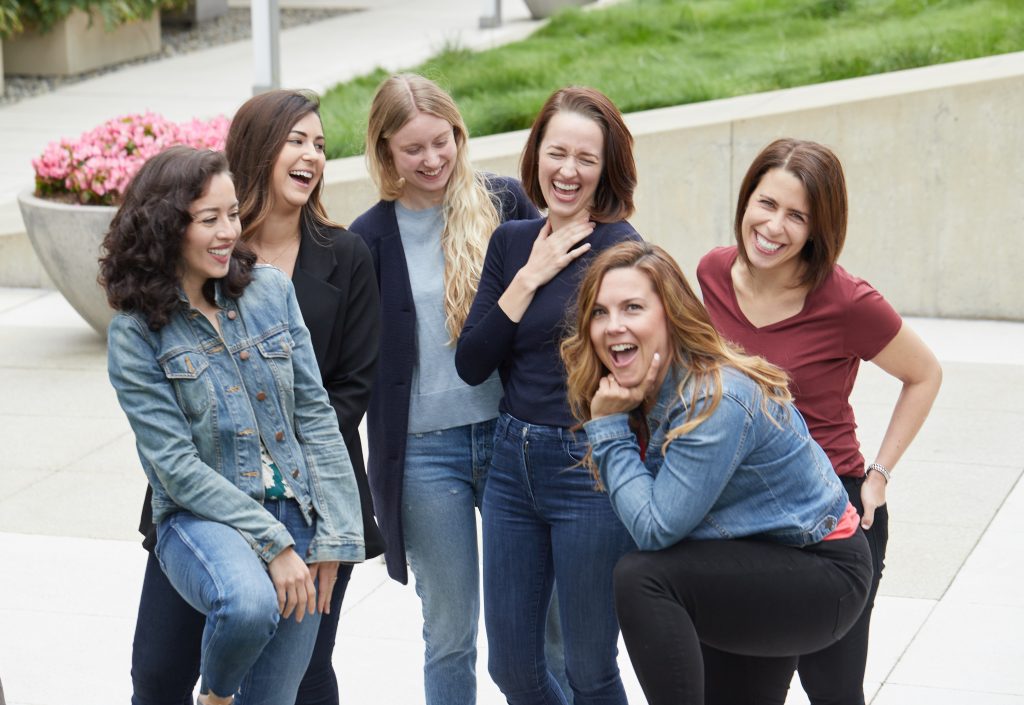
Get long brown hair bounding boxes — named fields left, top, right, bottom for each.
left=520, top=86, right=636, bottom=223
left=225, top=89, right=337, bottom=241
left=734, top=138, right=848, bottom=291
left=561, top=241, right=792, bottom=481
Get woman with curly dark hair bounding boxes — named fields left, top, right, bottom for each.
left=126, top=90, right=382, bottom=705
left=101, top=145, right=365, bottom=705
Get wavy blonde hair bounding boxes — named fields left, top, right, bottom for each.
left=365, top=74, right=500, bottom=344
left=561, top=241, right=793, bottom=483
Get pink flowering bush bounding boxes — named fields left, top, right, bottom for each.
left=32, top=112, right=231, bottom=206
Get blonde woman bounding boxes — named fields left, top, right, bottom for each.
left=348, top=74, right=549, bottom=705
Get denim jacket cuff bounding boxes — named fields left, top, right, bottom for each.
left=306, top=538, right=366, bottom=565
left=252, top=523, right=296, bottom=564
left=583, top=413, right=632, bottom=445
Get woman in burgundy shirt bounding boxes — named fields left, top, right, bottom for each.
left=697, top=138, right=942, bottom=705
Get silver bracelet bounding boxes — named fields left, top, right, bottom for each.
left=866, top=462, right=891, bottom=483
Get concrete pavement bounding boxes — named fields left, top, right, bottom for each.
left=1, top=288, right=1022, bottom=704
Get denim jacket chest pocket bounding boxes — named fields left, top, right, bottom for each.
left=254, top=328, right=295, bottom=410
left=159, top=348, right=213, bottom=418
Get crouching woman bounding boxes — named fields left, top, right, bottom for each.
left=100, top=146, right=364, bottom=705
left=560, top=241, right=872, bottom=705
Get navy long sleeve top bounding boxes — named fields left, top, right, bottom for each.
left=456, top=218, right=640, bottom=428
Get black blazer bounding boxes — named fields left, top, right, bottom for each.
left=294, top=216, right=385, bottom=558
left=350, top=175, right=539, bottom=583
left=138, top=217, right=385, bottom=559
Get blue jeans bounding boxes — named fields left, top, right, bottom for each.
left=131, top=551, right=352, bottom=705
left=403, top=419, right=571, bottom=705
left=483, top=413, right=635, bottom=705
left=156, top=499, right=322, bottom=704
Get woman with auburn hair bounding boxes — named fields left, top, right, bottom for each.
left=348, top=74, right=551, bottom=705
left=455, top=85, right=639, bottom=705
left=128, top=90, right=382, bottom=705
left=560, top=240, right=873, bottom=705
left=697, top=138, right=941, bottom=705
left=102, top=146, right=365, bottom=705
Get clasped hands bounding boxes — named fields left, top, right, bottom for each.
left=268, top=547, right=340, bottom=622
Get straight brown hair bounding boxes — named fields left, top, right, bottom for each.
left=520, top=86, right=636, bottom=223
left=734, top=138, right=848, bottom=291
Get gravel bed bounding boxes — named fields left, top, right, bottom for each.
left=0, top=7, right=357, bottom=106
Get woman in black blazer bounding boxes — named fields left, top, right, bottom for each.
left=128, top=90, right=381, bottom=705
left=349, top=74, right=550, bottom=705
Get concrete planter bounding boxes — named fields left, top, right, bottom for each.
left=523, top=0, right=597, bottom=19
left=17, top=191, right=115, bottom=336
left=162, top=0, right=229, bottom=26
left=2, top=9, right=161, bottom=76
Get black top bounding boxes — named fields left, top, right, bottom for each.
left=456, top=218, right=641, bottom=428
left=138, top=217, right=385, bottom=559
left=351, top=175, right=539, bottom=584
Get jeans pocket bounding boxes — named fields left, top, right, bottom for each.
left=562, top=438, right=589, bottom=465
left=832, top=588, right=867, bottom=640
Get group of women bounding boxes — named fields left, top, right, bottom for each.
left=101, top=71, right=941, bottom=705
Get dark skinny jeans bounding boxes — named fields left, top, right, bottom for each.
left=131, top=551, right=352, bottom=705
left=613, top=530, right=872, bottom=705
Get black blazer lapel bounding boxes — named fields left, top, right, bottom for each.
left=293, top=220, right=341, bottom=370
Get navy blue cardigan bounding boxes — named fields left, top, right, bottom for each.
left=350, top=175, right=539, bottom=584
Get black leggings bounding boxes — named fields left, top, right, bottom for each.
left=796, top=476, right=888, bottom=705
left=613, top=531, right=872, bottom=705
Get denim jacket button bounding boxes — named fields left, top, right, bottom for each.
left=226, top=310, right=237, bottom=320
left=291, top=469, right=300, bottom=479
left=275, top=431, right=285, bottom=442
left=256, top=391, right=267, bottom=401
left=239, top=350, right=250, bottom=361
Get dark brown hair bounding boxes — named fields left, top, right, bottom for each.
left=225, top=89, right=336, bottom=239
left=734, top=138, right=848, bottom=290
left=99, top=146, right=255, bottom=329
left=520, top=86, right=636, bottom=223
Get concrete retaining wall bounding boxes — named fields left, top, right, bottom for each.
left=322, top=51, right=1024, bottom=320
left=4, top=52, right=1021, bottom=318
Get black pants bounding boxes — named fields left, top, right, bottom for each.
left=795, top=476, right=889, bottom=705
left=130, top=551, right=352, bottom=705
left=613, top=531, right=872, bottom=705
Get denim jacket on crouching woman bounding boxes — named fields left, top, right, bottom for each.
left=107, top=265, right=365, bottom=565
left=584, top=366, right=848, bottom=551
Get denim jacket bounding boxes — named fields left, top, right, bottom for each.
left=584, top=366, right=848, bottom=551
left=107, top=265, right=365, bottom=565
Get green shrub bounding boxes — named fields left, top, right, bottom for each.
left=0, top=0, right=187, bottom=39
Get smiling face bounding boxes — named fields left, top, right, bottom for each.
left=388, top=111, right=457, bottom=209
left=179, top=172, right=241, bottom=304
left=740, top=167, right=812, bottom=281
left=270, top=111, right=326, bottom=214
left=537, top=110, right=604, bottom=228
left=589, top=266, right=670, bottom=389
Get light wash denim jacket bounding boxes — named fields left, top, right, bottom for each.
left=107, top=265, right=365, bottom=565
left=584, top=365, right=848, bottom=551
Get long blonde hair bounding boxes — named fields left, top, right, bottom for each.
left=561, top=241, right=793, bottom=481
left=365, top=74, right=500, bottom=344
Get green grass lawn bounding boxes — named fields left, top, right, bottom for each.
left=319, top=0, right=1024, bottom=159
